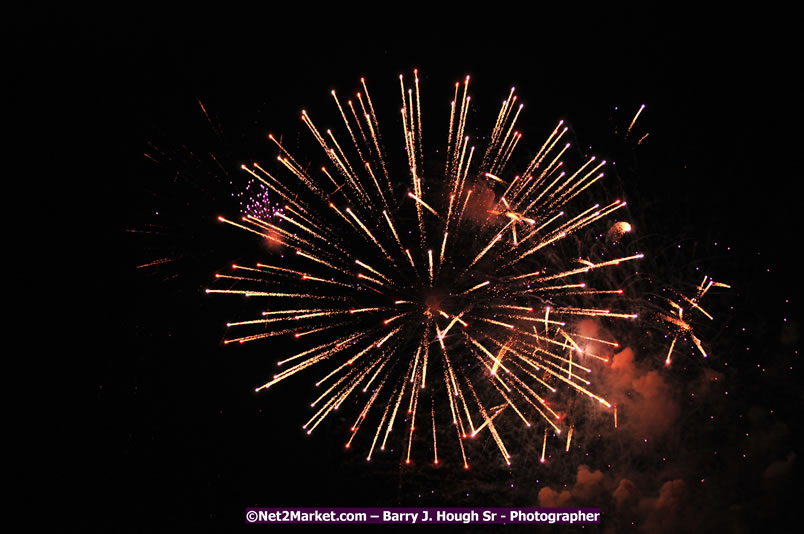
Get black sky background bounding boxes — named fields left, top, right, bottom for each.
left=18, top=9, right=800, bottom=533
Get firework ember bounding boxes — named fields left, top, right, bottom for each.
left=208, top=71, right=644, bottom=467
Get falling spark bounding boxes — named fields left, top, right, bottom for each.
left=626, top=104, right=646, bottom=135
left=541, top=428, right=548, bottom=462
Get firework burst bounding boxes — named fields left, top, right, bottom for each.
left=655, top=275, right=731, bottom=366
left=208, top=70, right=644, bottom=468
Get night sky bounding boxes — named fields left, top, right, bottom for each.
left=25, top=9, right=800, bottom=533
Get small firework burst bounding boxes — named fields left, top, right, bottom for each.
left=232, top=177, right=284, bottom=221
left=657, top=275, right=731, bottom=366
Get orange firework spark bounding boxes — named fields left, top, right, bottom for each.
left=209, top=71, right=643, bottom=467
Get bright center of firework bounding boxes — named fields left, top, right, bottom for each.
left=424, top=291, right=446, bottom=314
